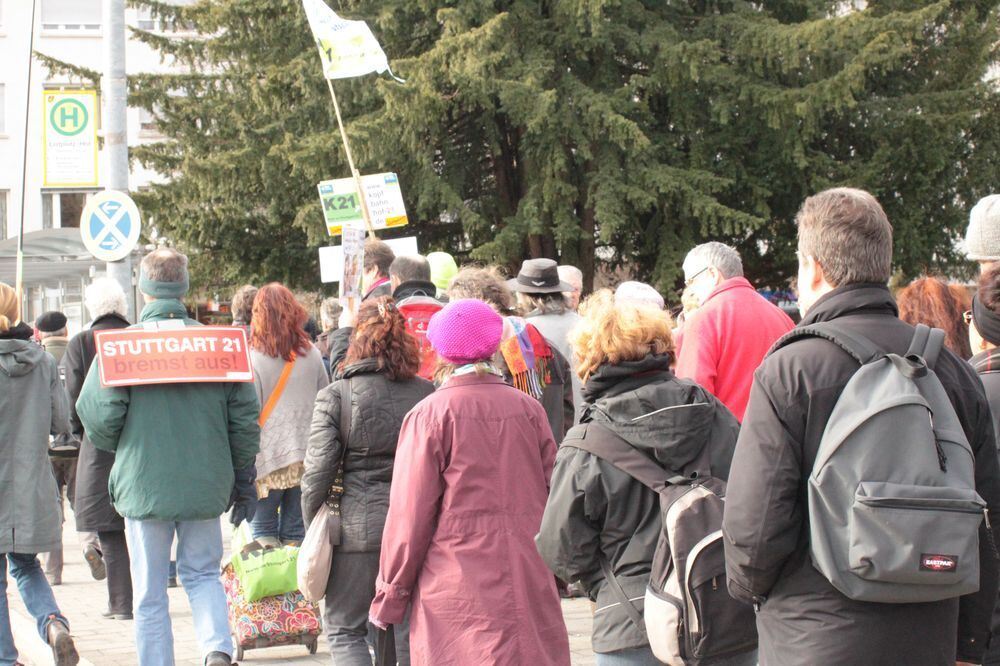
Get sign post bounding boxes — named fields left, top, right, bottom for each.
left=42, top=90, right=99, bottom=188
left=80, top=191, right=142, bottom=262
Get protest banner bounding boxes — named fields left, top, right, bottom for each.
left=318, top=235, right=419, bottom=284
left=318, top=172, right=409, bottom=236
left=301, top=0, right=400, bottom=82
left=94, top=327, right=254, bottom=387
left=302, top=0, right=404, bottom=237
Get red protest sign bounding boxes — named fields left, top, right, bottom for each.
left=94, top=327, right=254, bottom=387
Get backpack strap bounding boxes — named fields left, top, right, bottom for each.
left=905, top=324, right=946, bottom=370
left=598, top=555, right=645, bottom=628
left=770, top=322, right=882, bottom=366
left=562, top=422, right=690, bottom=491
left=258, top=352, right=296, bottom=427
left=563, top=422, right=667, bottom=631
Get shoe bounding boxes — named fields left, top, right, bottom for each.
left=204, top=651, right=233, bottom=666
left=46, top=572, right=62, bottom=586
left=101, top=609, right=134, bottom=620
left=168, top=576, right=179, bottom=588
left=83, top=544, right=107, bottom=581
left=46, top=619, right=80, bottom=666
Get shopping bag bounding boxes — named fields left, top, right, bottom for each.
left=229, top=523, right=300, bottom=602
left=297, top=505, right=338, bottom=602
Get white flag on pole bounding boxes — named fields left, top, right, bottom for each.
left=301, top=0, right=402, bottom=82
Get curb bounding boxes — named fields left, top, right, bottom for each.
left=8, top=606, right=95, bottom=666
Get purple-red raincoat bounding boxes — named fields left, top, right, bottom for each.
left=369, top=373, right=571, bottom=665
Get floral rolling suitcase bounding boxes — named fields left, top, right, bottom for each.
left=222, top=563, right=322, bottom=661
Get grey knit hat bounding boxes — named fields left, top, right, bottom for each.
left=965, top=194, right=1000, bottom=262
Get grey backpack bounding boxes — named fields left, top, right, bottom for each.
left=772, top=322, right=988, bottom=603
left=563, top=423, right=758, bottom=665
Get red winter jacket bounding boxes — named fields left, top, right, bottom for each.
left=675, top=277, right=793, bottom=421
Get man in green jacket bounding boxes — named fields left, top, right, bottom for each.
left=77, top=248, right=260, bottom=666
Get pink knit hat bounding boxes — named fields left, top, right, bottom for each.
left=427, top=299, right=503, bottom=364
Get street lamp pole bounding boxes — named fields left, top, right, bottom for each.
left=102, top=0, right=136, bottom=320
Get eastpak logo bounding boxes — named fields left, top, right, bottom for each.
left=920, top=554, right=958, bottom=572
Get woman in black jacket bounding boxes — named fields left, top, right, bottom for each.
left=536, top=290, right=745, bottom=666
left=968, top=265, right=1000, bottom=665
left=61, top=277, right=133, bottom=620
left=302, top=296, right=434, bottom=666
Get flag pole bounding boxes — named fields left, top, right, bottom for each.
left=325, top=78, right=376, bottom=240
left=15, top=0, right=39, bottom=324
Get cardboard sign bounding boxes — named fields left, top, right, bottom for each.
left=318, top=235, right=419, bottom=283
left=94, top=327, right=254, bottom=387
left=317, top=172, right=408, bottom=236
left=43, top=90, right=99, bottom=187
left=340, top=221, right=366, bottom=298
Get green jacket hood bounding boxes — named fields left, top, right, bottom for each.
left=139, top=298, right=191, bottom=323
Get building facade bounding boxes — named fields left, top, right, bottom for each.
left=0, top=0, right=187, bottom=331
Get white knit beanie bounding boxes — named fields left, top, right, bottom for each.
left=614, top=281, right=665, bottom=310
left=965, top=194, right=1000, bottom=262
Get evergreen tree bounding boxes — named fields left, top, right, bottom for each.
left=125, top=0, right=999, bottom=294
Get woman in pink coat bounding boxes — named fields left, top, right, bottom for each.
left=369, top=299, right=571, bottom=666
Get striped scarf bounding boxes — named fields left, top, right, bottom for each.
left=499, top=317, right=553, bottom=400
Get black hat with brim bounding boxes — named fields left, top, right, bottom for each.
left=507, top=258, right=574, bottom=294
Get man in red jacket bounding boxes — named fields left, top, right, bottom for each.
left=675, top=242, right=793, bottom=421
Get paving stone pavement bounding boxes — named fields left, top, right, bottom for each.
left=9, top=510, right=596, bottom=665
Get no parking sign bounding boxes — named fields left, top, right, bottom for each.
left=80, top=191, right=142, bottom=262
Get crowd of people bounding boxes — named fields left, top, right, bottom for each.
left=2, top=188, right=1000, bottom=666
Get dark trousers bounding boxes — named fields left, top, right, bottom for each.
left=44, top=458, right=98, bottom=577
left=98, top=530, right=133, bottom=614
left=324, top=551, right=409, bottom=665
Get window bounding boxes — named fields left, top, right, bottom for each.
left=135, top=1, right=195, bottom=33
left=138, top=107, right=161, bottom=136
left=0, top=191, right=7, bottom=240
left=41, top=0, right=101, bottom=31
left=41, top=191, right=93, bottom=229
left=0, top=84, right=5, bottom=134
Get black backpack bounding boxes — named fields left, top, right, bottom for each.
left=563, top=422, right=757, bottom=665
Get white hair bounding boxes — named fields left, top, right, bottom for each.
left=85, top=277, right=128, bottom=320
left=557, top=265, right=583, bottom=290
left=683, top=242, right=743, bottom=279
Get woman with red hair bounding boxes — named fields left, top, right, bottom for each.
left=303, top=296, right=434, bottom=664
left=897, top=276, right=973, bottom=360
left=249, top=283, right=328, bottom=546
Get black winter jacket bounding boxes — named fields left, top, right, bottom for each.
left=722, top=284, right=1000, bottom=666
left=392, top=280, right=438, bottom=302
left=61, top=313, right=131, bottom=533
left=536, top=355, right=739, bottom=653
left=301, top=358, right=434, bottom=552
left=971, top=347, right=1000, bottom=665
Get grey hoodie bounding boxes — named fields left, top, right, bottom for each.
left=0, top=323, right=71, bottom=553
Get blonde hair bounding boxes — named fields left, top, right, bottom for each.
left=432, top=360, right=497, bottom=385
left=569, top=289, right=675, bottom=382
left=0, top=282, right=18, bottom=333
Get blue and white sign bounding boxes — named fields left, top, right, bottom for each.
left=80, top=191, right=142, bottom=262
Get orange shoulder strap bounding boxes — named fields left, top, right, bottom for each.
left=258, top=352, right=296, bottom=427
